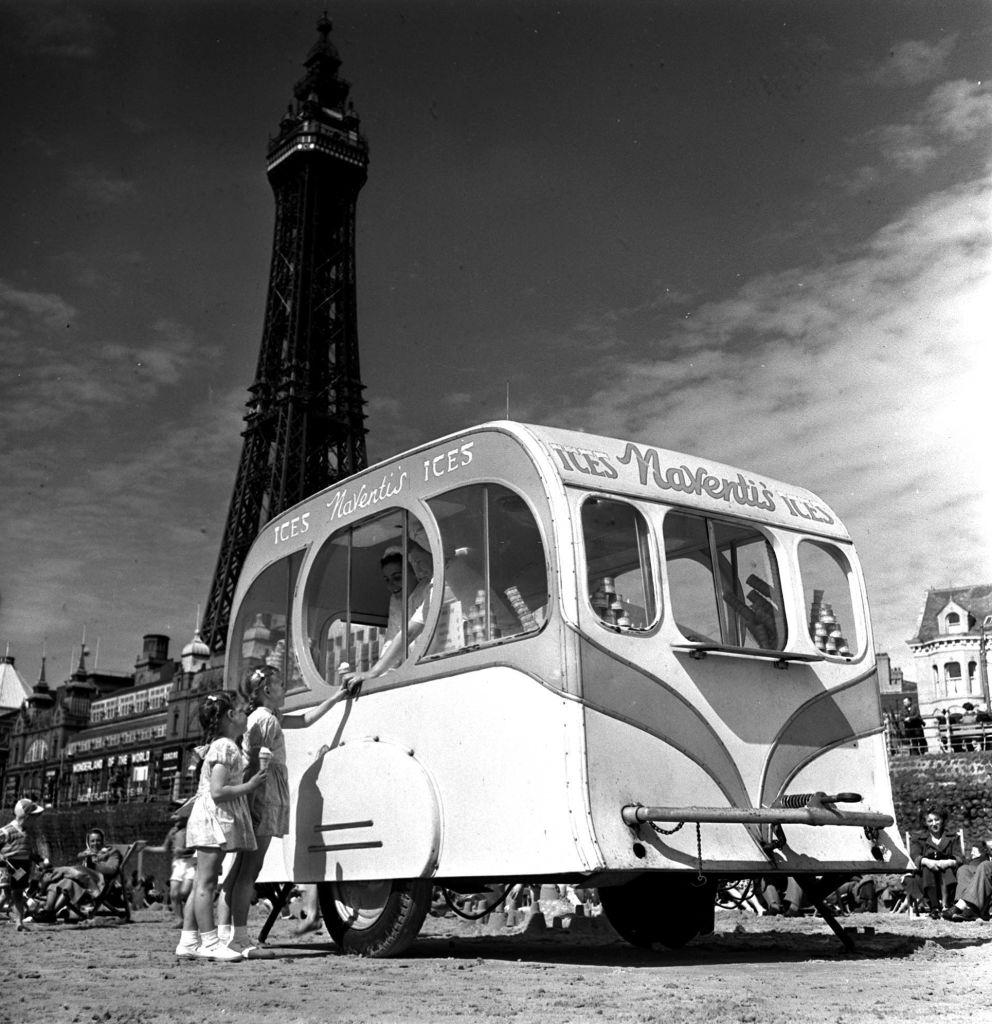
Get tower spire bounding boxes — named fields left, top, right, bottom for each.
left=200, top=18, right=369, bottom=656
left=75, top=626, right=89, bottom=677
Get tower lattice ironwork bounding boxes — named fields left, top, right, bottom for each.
left=201, top=16, right=369, bottom=655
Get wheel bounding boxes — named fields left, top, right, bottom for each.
left=600, top=875, right=714, bottom=950
left=317, top=878, right=431, bottom=957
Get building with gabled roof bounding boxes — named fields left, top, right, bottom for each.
left=0, top=654, right=32, bottom=796
left=907, top=584, right=992, bottom=715
left=0, top=653, right=31, bottom=712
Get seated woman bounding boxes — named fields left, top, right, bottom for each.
left=36, top=828, right=123, bottom=922
left=942, top=839, right=992, bottom=921
left=908, top=808, right=963, bottom=917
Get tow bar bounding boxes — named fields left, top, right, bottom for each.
left=621, top=791, right=893, bottom=830
left=621, top=792, right=894, bottom=954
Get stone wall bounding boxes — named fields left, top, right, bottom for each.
left=889, top=750, right=992, bottom=846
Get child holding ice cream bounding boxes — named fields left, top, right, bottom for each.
left=217, top=663, right=358, bottom=957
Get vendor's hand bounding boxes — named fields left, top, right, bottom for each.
left=341, top=672, right=365, bottom=695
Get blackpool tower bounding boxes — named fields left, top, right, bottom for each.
left=200, top=16, right=370, bottom=655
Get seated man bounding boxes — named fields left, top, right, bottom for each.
left=37, top=827, right=123, bottom=922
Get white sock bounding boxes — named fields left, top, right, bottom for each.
left=177, top=929, right=199, bottom=949
left=217, top=923, right=234, bottom=943
left=200, top=928, right=220, bottom=948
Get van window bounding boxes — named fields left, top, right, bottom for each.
left=425, top=484, right=548, bottom=657
left=798, top=540, right=858, bottom=658
left=303, top=509, right=429, bottom=681
left=582, top=498, right=657, bottom=631
left=228, top=550, right=306, bottom=692
left=664, top=510, right=786, bottom=651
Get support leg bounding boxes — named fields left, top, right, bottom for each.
left=801, top=874, right=857, bottom=954
left=257, top=882, right=294, bottom=945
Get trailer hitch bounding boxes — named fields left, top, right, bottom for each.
left=621, top=791, right=894, bottom=830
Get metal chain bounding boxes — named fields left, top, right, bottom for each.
left=648, top=819, right=685, bottom=836
left=648, top=819, right=707, bottom=885
left=441, top=885, right=514, bottom=921
left=694, top=821, right=706, bottom=885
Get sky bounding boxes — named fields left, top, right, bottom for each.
left=0, top=0, right=989, bottom=687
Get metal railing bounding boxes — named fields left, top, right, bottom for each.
left=887, top=720, right=992, bottom=755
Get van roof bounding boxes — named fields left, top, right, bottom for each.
left=258, top=420, right=851, bottom=544
left=512, top=421, right=849, bottom=541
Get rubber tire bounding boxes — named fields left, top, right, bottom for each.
left=600, top=875, right=713, bottom=950
left=317, top=878, right=431, bottom=958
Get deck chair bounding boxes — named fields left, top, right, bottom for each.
left=62, top=842, right=143, bottom=923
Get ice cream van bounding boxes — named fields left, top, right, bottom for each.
left=224, top=421, right=907, bottom=955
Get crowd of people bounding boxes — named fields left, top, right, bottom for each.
left=735, top=806, right=991, bottom=924
left=6, top=793, right=990, bottom=952
left=0, top=661, right=357, bottom=958
left=3, top=552, right=989, bottom=951
left=888, top=696, right=992, bottom=754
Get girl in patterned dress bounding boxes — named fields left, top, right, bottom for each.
left=216, top=663, right=357, bottom=956
left=175, top=691, right=267, bottom=962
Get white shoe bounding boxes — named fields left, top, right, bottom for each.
left=175, top=942, right=200, bottom=960
left=226, top=939, right=274, bottom=960
left=194, top=941, right=244, bottom=962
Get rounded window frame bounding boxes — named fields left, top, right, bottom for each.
left=796, top=537, right=864, bottom=662
left=297, top=505, right=434, bottom=691
left=578, top=493, right=661, bottom=637
left=418, top=478, right=554, bottom=663
left=659, top=504, right=790, bottom=654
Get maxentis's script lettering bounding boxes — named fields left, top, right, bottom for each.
left=326, top=466, right=408, bottom=521
left=616, top=443, right=777, bottom=513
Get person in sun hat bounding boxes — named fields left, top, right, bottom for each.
left=0, top=799, right=51, bottom=931
left=340, top=542, right=428, bottom=689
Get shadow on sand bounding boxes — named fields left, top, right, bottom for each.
left=241, top=920, right=991, bottom=968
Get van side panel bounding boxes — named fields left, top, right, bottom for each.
left=259, top=669, right=595, bottom=884
left=580, top=635, right=907, bottom=872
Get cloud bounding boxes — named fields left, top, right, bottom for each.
left=870, top=125, right=939, bottom=172
left=0, top=384, right=247, bottom=669
left=869, top=37, right=957, bottom=88
left=0, top=291, right=215, bottom=442
left=16, top=6, right=104, bottom=60
left=923, top=79, right=992, bottom=140
left=555, top=176, right=991, bottom=674
left=101, top=319, right=202, bottom=387
left=853, top=77, right=992, bottom=184
left=0, top=280, right=75, bottom=330
left=69, top=165, right=137, bottom=205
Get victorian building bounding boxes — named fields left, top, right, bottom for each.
left=907, top=584, right=992, bottom=715
left=1, top=632, right=224, bottom=811
left=0, top=654, right=32, bottom=798
left=3, top=646, right=132, bottom=808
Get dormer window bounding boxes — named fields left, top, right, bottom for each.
left=940, top=604, right=969, bottom=635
